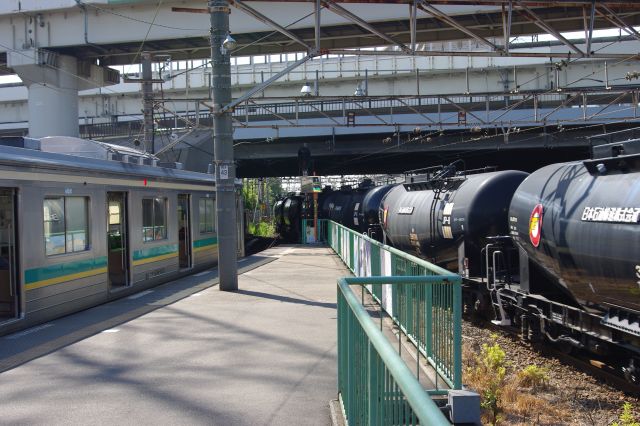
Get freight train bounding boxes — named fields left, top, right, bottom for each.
left=276, top=139, right=640, bottom=384
left=0, top=136, right=244, bottom=337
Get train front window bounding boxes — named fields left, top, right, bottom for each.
left=142, top=197, right=167, bottom=242
left=44, top=197, right=90, bottom=256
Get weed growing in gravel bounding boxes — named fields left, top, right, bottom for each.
left=517, top=364, right=549, bottom=390
left=612, top=402, right=639, bottom=426
left=466, top=334, right=507, bottom=424
left=463, top=335, right=566, bottom=425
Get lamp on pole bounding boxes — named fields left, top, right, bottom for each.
left=210, top=0, right=238, bottom=291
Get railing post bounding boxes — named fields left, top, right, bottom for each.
left=368, top=341, right=379, bottom=426
left=453, top=278, right=462, bottom=389
left=425, top=283, right=433, bottom=360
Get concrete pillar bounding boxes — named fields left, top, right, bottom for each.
left=7, top=48, right=119, bottom=139
left=8, top=51, right=78, bottom=138
left=28, top=56, right=79, bottom=138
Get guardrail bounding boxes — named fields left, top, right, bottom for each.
left=338, top=276, right=451, bottom=426
left=327, top=220, right=462, bottom=390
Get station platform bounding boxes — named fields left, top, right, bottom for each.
left=0, top=245, right=350, bottom=425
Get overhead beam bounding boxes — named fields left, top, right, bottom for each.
left=326, top=48, right=635, bottom=59
left=584, top=1, right=595, bottom=56
left=502, top=1, right=513, bottom=53
left=315, top=0, right=322, bottom=50
left=230, top=0, right=313, bottom=51
left=597, top=4, right=640, bottom=42
left=322, top=0, right=411, bottom=53
left=221, top=54, right=315, bottom=113
left=516, top=1, right=585, bottom=56
left=417, top=0, right=501, bottom=51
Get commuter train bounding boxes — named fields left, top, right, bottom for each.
left=278, top=139, right=640, bottom=384
left=0, top=136, right=244, bottom=337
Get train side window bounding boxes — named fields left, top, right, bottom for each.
left=142, top=197, right=168, bottom=242
left=43, top=197, right=90, bottom=256
left=199, top=198, right=215, bottom=233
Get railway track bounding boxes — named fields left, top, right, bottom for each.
left=469, top=317, right=640, bottom=396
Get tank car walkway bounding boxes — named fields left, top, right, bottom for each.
left=0, top=245, right=349, bottom=425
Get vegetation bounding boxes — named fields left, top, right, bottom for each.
left=612, top=402, right=639, bottom=426
left=465, top=335, right=507, bottom=424
left=516, top=364, right=549, bottom=390
left=247, top=221, right=276, bottom=237
left=463, top=335, right=565, bottom=425
left=242, top=178, right=282, bottom=238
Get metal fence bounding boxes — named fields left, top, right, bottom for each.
left=300, top=218, right=329, bottom=244
left=326, top=220, right=462, bottom=390
left=338, top=276, right=451, bottom=426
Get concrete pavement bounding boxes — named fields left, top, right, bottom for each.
left=0, top=245, right=349, bottom=426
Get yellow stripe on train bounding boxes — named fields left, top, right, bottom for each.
left=132, top=252, right=178, bottom=266
left=26, top=267, right=108, bottom=291
left=193, top=243, right=218, bottom=254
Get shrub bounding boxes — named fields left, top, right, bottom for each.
left=612, top=402, right=639, bottom=426
left=248, top=221, right=275, bottom=237
left=517, top=364, right=549, bottom=390
left=466, top=335, right=507, bottom=425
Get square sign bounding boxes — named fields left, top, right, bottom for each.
left=301, top=176, right=322, bottom=193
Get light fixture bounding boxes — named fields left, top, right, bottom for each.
left=354, top=82, right=365, bottom=96
left=220, top=33, right=237, bottom=55
left=300, top=82, right=313, bottom=96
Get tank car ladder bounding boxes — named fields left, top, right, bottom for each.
left=484, top=243, right=512, bottom=326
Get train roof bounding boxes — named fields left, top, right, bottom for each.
left=0, top=136, right=215, bottom=185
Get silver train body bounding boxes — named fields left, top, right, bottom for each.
left=0, top=136, right=244, bottom=336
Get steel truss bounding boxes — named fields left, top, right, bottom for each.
left=217, top=0, right=640, bottom=124
left=73, top=85, right=640, bottom=142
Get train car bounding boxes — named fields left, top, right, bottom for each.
left=356, top=183, right=395, bottom=240
left=0, top=136, right=244, bottom=337
left=273, top=194, right=304, bottom=243
left=380, top=165, right=528, bottom=275
left=503, top=139, right=640, bottom=383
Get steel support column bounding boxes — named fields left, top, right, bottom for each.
left=210, top=0, right=238, bottom=291
left=142, top=52, right=155, bottom=153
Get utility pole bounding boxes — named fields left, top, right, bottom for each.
left=142, top=52, right=154, bottom=153
left=210, top=0, right=238, bottom=291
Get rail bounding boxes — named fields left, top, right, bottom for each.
left=324, top=220, right=462, bottom=390
left=338, top=276, right=451, bottom=426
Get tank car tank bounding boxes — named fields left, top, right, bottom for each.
left=356, top=183, right=395, bottom=240
left=380, top=166, right=528, bottom=275
left=282, top=195, right=303, bottom=242
left=273, top=198, right=285, bottom=237
left=342, top=179, right=376, bottom=232
left=509, top=139, right=640, bottom=315
left=321, top=186, right=354, bottom=225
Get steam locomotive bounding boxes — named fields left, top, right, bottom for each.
left=276, top=139, right=640, bottom=384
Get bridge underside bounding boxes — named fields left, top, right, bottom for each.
left=155, top=124, right=632, bottom=177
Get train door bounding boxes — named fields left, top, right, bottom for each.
left=107, top=192, right=129, bottom=289
left=178, top=194, right=192, bottom=269
left=0, top=189, right=17, bottom=321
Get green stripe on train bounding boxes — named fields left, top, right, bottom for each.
left=25, top=256, right=108, bottom=285
left=194, top=237, right=218, bottom=248
left=133, top=243, right=178, bottom=261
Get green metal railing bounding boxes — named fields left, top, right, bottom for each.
left=327, top=220, right=462, bottom=390
left=300, top=218, right=329, bottom=244
left=338, top=276, right=451, bottom=426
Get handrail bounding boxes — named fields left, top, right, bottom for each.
left=338, top=276, right=451, bottom=426
left=330, top=219, right=453, bottom=277
left=325, top=219, right=463, bottom=390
